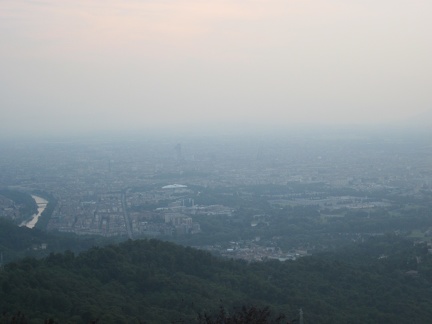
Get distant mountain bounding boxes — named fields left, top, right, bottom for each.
left=1, top=236, right=432, bottom=323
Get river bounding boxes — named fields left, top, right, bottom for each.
left=20, top=195, right=48, bottom=229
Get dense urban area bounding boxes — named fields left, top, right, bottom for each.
left=2, top=129, right=432, bottom=323
left=1, top=130, right=432, bottom=262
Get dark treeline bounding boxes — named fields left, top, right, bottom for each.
left=1, top=236, right=432, bottom=323
left=0, top=218, right=115, bottom=264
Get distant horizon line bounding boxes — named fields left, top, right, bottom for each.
left=1, top=122, right=431, bottom=143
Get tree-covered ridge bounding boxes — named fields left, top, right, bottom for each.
left=1, top=236, right=432, bottom=323
left=0, top=218, right=114, bottom=263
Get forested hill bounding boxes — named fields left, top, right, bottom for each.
left=0, top=218, right=113, bottom=262
left=2, top=237, right=432, bottom=323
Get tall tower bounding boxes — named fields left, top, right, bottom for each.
left=299, top=308, right=304, bottom=324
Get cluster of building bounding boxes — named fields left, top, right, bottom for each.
left=0, top=195, right=17, bottom=219
left=200, top=239, right=309, bottom=262
left=1, top=134, right=432, bottom=260
left=46, top=187, right=206, bottom=237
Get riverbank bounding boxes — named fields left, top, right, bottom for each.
left=20, top=195, right=48, bottom=229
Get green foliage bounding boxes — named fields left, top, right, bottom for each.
left=1, top=236, right=432, bottom=323
left=0, top=218, right=113, bottom=264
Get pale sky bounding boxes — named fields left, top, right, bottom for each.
left=1, top=0, right=431, bottom=137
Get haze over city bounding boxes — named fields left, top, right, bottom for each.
left=1, top=0, right=432, bottom=138
left=3, top=2, right=432, bottom=322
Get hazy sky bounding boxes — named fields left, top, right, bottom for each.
left=1, top=0, right=431, bottom=136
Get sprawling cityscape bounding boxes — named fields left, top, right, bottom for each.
left=1, top=130, right=432, bottom=261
